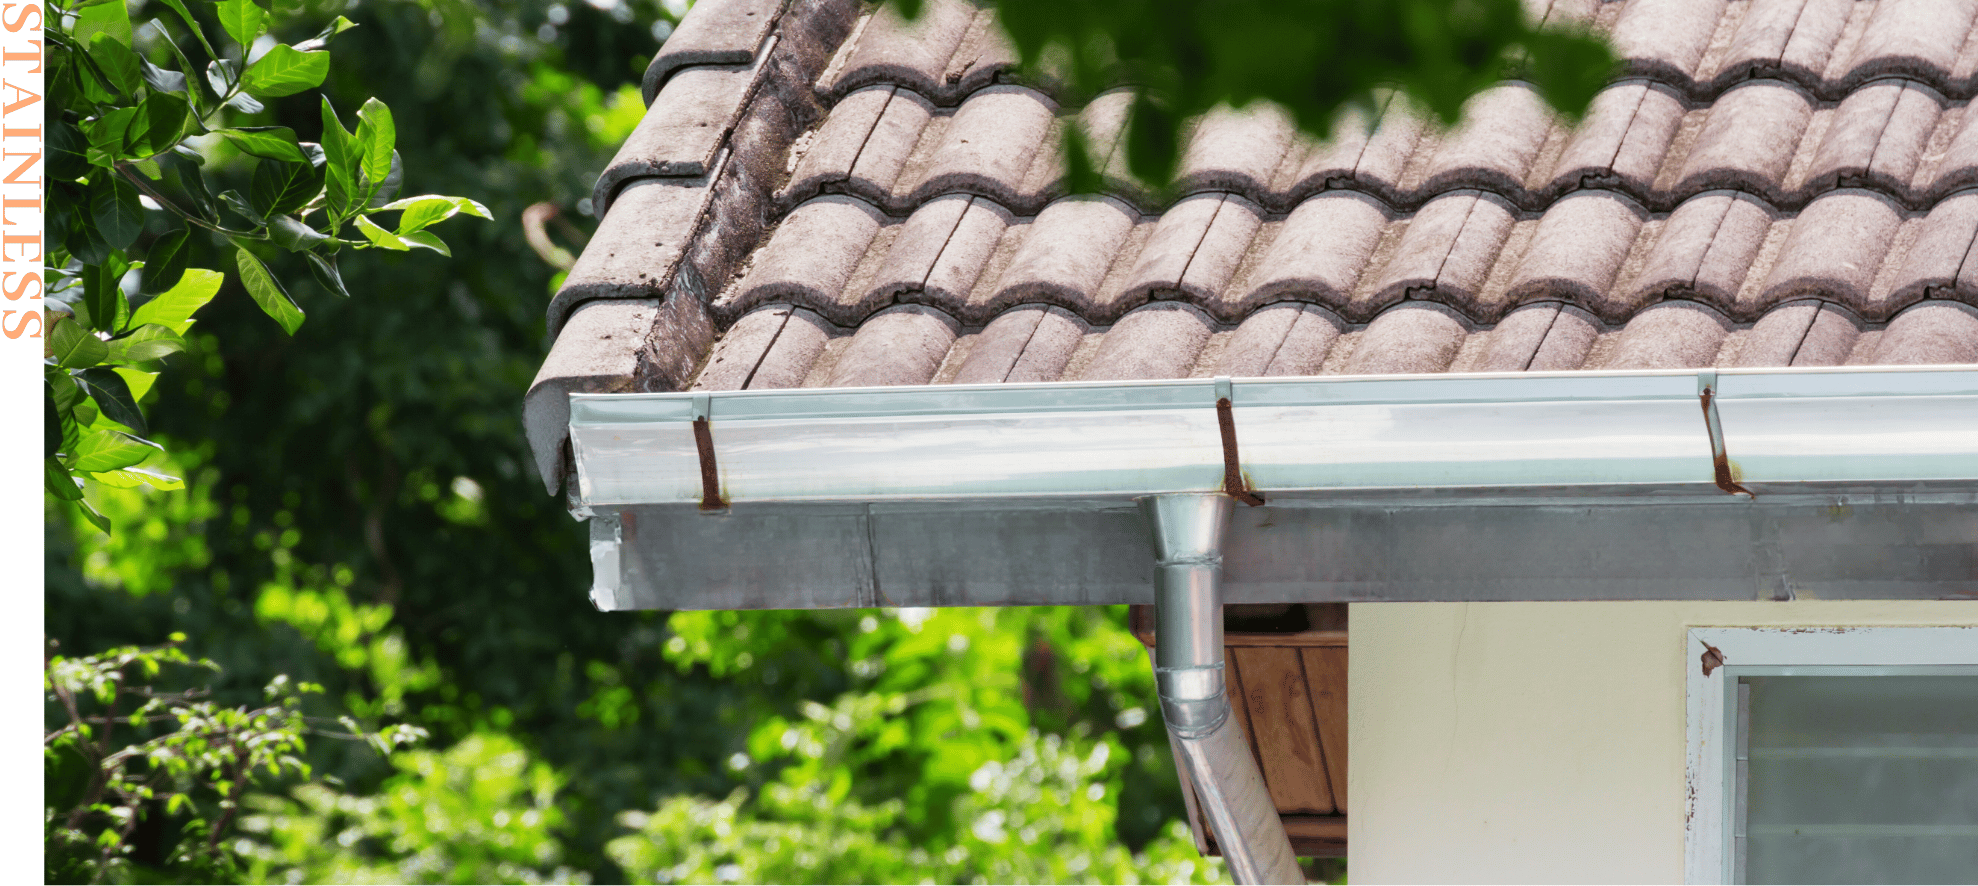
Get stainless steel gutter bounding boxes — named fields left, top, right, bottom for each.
left=1145, top=493, right=1303, bottom=885
left=567, top=367, right=1978, bottom=508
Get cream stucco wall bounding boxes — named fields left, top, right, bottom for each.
left=1347, top=600, right=1978, bottom=884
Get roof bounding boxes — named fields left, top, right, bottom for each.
left=526, top=0, right=1978, bottom=491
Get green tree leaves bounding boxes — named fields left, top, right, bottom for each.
left=235, top=247, right=304, bottom=335
left=250, top=153, right=327, bottom=218
left=319, top=98, right=357, bottom=220
left=241, top=46, right=330, bottom=97
left=354, top=100, right=396, bottom=189
left=51, top=318, right=109, bottom=369
left=47, top=0, right=484, bottom=533
left=87, top=175, right=141, bottom=249
left=129, top=269, right=221, bottom=335
left=83, top=93, right=190, bottom=163
left=216, top=126, right=308, bottom=163
left=216, top=0, right=268, bottom=47
left=44, top=640, right=422, bottom=883
left=86, top=33, right=143, bottom=96
left=70, top=429, right=163, bottom=472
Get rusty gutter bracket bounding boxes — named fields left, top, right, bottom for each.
left=690, top=393, right=728, bottom=512
left=1697, top=371, right=1754, bottom=499
left=1214, top=377, right=1266, bottom=507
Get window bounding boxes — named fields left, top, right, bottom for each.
left=1685, top=628, right=1978, bottom=885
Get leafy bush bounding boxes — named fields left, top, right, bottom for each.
left=44, top=637, right=423, bottom=884
left=239, top=733, right=585, bottom=885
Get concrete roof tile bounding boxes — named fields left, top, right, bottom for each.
left=1800, top=80, right=1943, bottom=195
left=1474, top=301, right=1603, bottom=371
left=1728, top=298, right=1863, bottom=366
left=1757, top=188, right=1907, bottom=316
left=1596, top=299, right=1733, bottom=368
left=694, top=303, right=833, bottom=390
left=1920, top=105, right=1978, bottom=198
left=1505, top=190, right=1651, bottom=317
left=1312, top=95, right=1431, bottom=204
left=827, top=0, right=976, bottom=98
left=1612, top=0, right=1734, bottom=83
left=826, top=303, right=960, bottom=386
left=902, top=86, right=1057, bottom=207
left=598, top=56, right=769, bottom=212
left=1215, top=303, right=1347, bottom=377
left=1886, top=191, right=1978, bottom=297
left=1716, top=0, right=1852, bottom=85
left=952, top=304, right=1088, bottom=383
left=1176, top=103, right=1299, bottom=198
left=1410, top=84, right=1559, bottom=198
left=1674, top=81, right=1814, bottom=201
left=1625, top=190, right=1778, bottom=316
left=722, top=195, right=885, bottom=318
left=1868, top=298, right=1978, bottom=362
left=1235, top=191, right=1391, bottom=310
left=1344, top=302, right=1471, bottom=374
left=988, top=196, right=1139, bottom=317
left=640, top=0, right=783, bottom=102
left=1838, top=0, right=1978, bottom=90
left=1080, top=302, right=1216, bottom=380
left=1545, top=81, right=1687, bottom=198
left=784, top=85, right=910, bottom=203
left=1116, top=194, right=1264, bottom=313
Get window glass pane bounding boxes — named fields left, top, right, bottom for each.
left=1743, top=675, right=1978, bottom=885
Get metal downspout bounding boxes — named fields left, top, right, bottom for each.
left=1141, top=494, right=1303, bottom=885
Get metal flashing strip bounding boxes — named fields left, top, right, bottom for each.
left=567, top=366, right=1978, bottom=509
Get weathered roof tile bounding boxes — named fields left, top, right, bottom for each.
left=1176, top=103, right=1299, bottom=198
left=952, top=303, right=1088, bottom=383
left=1868, top=299, right=1978, bottom=362
left=1674, top=81, right=1814, bottom=201
left=641, top=0, right=782, bottom=102
left=827, top=0, right=976, bottom=99
left=1235, top=191, right=1391, bottom=310
left=989, top=195, right=1138, bottom=316
left=695, top=303, right=834, bottom=390
left=1344, top=302, right=1471, bottom=374
left=1215, top=302, right=1347, bottom=377
left=1840, top=0, right=1978, bottom=90
left=903, top=86, right=1057, bottom=207
left=1729, top=298, right=1863, bottom=366
left=1597, top=298, right=1733, bottom=368
left=1756, top=188, right=1906, bottom=315
left=1921, top=104, right=1978, bottom=197
left=1799, top=79, right=1943, bottom=195
left=1474, top=301, right=1603, bottom=371
left=827, top=303, right=960, bottom=386
left=1082, top=302, right=1216, bottom=380
left=1611, top=0, right=1734, bottom=83
left=1411, top=84, right=1560, bottom=197
left=1505, top=190, right=1650, bottom=318
left=721, top=195, right=885, bottom=318
left=1716, top=0, right=1852, bottom=86
left=1545, top=80, right=1687, bottom=198
left=1625, top=190, right=1777, bottom=315
left=1886, top=190, right=1978, bottom=303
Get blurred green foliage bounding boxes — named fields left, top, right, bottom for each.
left=901, top=0, right=1614, bottom=190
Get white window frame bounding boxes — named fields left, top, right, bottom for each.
left=1683, top=626, right=1978, bottom=884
